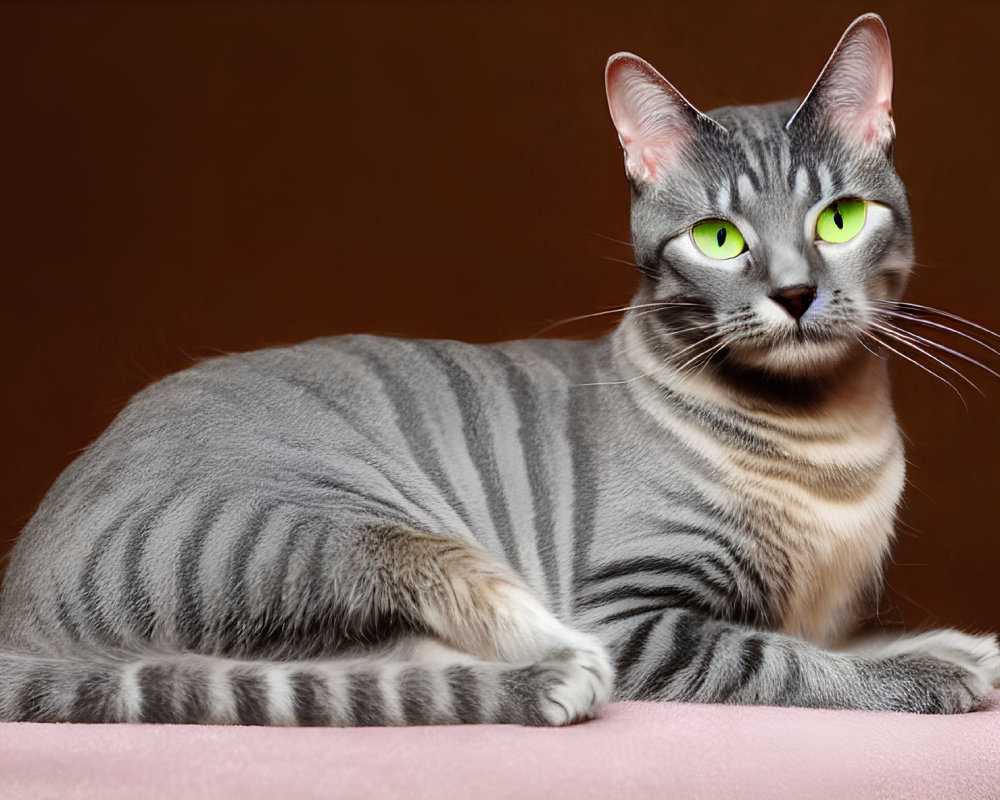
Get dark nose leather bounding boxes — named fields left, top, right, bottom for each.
left=770, top=285, right=817, bottom=321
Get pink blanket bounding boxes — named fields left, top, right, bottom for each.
left=1, top=696, right=998, bottom=799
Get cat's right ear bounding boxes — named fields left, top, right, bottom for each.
left=605, top=54, right=710, bottom=185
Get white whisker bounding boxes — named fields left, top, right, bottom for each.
left=864, top=330, right=969, bottom=406
left=869, top=321, right=983, bottom=396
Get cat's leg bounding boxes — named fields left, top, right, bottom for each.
left=842, top=627, right=1000, bottom=691
left=596, top=608, right=999, bottom=712
left=318, top=523, right=614, bottom=725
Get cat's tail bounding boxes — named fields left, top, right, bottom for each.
left=0, top=637, right=605, bottom=726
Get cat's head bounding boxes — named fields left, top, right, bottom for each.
left=606, top=13, right=912, bottom=378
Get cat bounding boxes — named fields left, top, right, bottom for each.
left=1, top=12, right=997, bottom=727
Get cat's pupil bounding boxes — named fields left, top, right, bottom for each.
left=832, top=203, right=844, bottom=230
left=716, top=227, right=727, bottom=247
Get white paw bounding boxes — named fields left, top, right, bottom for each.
left=536, top=633, right=615, bottom=726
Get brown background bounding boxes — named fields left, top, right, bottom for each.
left=1, top=1, right=998, bottom=634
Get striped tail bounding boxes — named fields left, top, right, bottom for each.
left=0, top=639, right=606, bottom=726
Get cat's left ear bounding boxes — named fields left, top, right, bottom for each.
left=787, top=13, right=895, bottom=153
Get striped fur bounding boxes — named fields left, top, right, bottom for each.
left=1, top=14, right=997, bottom=725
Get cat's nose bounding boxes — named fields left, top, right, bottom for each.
left=769, top=285, right=817, bottom=321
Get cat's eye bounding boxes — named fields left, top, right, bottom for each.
left=816, top=199, right=867, bottom=243
left=691, top=220, right=746, bottom=260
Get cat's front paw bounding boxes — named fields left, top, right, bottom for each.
left=859, top=629, right=1000, bottom=713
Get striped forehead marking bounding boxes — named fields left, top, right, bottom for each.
left=736, top=173, right=757, bottom=205
left=793, top=165, right=810, bottom=198
left=715, top=182, right=732, bottom=213
left=817, top=163, right=835, bottom=199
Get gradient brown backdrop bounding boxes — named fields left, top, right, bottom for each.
left=2, top=1, right=998, bottom=633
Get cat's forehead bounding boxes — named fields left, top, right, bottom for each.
left=662, top=99, right=894, bottom=221
left=705, top=101, right=840, bottom=195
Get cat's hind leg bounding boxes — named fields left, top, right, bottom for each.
left=333, top=523, right=614, bottom=725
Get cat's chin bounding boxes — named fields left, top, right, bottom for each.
left=723, top=337, right=863, bottom=378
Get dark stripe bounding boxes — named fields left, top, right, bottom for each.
left=633, top=612, right=706, bottom=699
left=780, top=650, right=802, bottom=705
left=585, top=556, right=733, bottom=598
left=15, top=670, right=57, bottom=722
left=614, top=613, right=661, bottom=677
left=577, top=583, right=717, bottom=618
left=231, top=670, right=269, bottom=726
left=68, top=669, right=119, bottom=723
left=598, top=604, right=672, bottom=625
left=588, top=553, right=732, bottom=584
left=737, top=635, right=766, bottom=691
left=717, top=634, right=766, bottom=703
left=216, top=502, right=278, bottom=652
left=445, top=665, right=481, bottom=724
left=78, top=504, right=135, bottom=644
left=360, top=346, right=477, bottom=535
left=399, top=667, right=434, bottom=725
left=658, top=388, right=781, bottom=456
left=496, top=350, right=561, bottom=604
left=122, top=489, right=183, bottom=641
left=178, top=668, right=210, bottom=723
left=646, top=521, right=775, bottom=624
left=290, top=671, right=329, bottom=726
left=567, top=382, right=598, bottom=593
left=348, top=673, right=386, bottom=727
left=138, top=663, right=179, bottom=723
left=175, top=492, right=227, bottom=650
left=303, top=523, right=332, bottom=627
left=682, top=624, right=727, bottom=700
left=421, top=345, right=522, bottom=574
left=268, top=518, right=308, bottom=604
left=497, top=666, right=546, bottom=726
left=583, top=553, right=766, bottom=626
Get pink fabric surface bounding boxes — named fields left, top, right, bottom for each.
left=0, top=696, right=998, bottom=800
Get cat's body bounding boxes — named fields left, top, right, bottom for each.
left=1, top=14, right=997, bottom=725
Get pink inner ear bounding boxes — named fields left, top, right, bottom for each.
left=787, top=15, right=896, bottom=150
left=823, top=18, right=895, bottom=147
left=606, top=55, right=694, bottom=184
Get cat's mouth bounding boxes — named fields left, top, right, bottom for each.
left=718, top=316, right=864, bottom=375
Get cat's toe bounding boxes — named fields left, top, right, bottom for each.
left=536, top=639, right=615, bottom=726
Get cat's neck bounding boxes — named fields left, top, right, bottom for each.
left=611, top=312, right=895, bottom=437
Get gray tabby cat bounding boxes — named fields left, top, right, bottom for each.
left=1, top=13, right=997, bottom=727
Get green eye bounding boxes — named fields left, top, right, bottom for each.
left=816, top=199, right=867, bottom=243
left=691, top=220, right=746, bottom=260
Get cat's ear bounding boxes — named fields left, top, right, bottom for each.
left=787, top=13, right=894, bottom=152
left=605, top=53, right=717, bottom=184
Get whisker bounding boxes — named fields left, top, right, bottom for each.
left=872, top=300, right=1000, bottom=342
left=533, top=300, right=714, bottom=337
left=689, top=337, right=733, bottom=377
left=587, top=231, right=634, bottom=248
left=673, top=331, right=733, bottom=374
left=572, top=371, right=661, bottom=388
left=602, top=256, right=646, bottom=269
left=869, top=322, right=983, bottom=396
left=875, top=308, right=1000, bottom=360
left=864, top=331, right=969, bottom=406
left=877, top=320, right=1000, bottom=381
